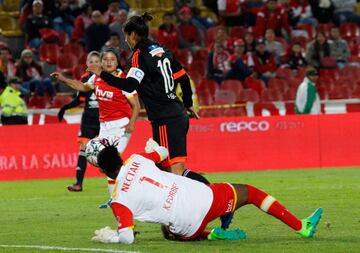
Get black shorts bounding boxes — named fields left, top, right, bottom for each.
left=151, top=115, right=189, bottom=168
left=78, top=124, right=99, bottom=143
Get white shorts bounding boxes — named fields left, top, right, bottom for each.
left=99, top=118, right=131, bottom=154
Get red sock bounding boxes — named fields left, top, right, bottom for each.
left=246, top=185, right=302, bottom=231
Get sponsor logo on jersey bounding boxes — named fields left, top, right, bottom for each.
left=121, top=161, right=140, bottom=192
left=149, top=44, right=165, bottom=57
left=163, top=182, right=178, bottom=210
left=220, top=120, right=270, bottom=132
left=95, top=86, right=114, bottom=101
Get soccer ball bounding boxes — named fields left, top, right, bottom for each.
left=85, top=137, right=105, bottom=167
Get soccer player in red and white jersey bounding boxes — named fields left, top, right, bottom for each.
left=91, top=138, right=323, bottom=244
left=51, top=48, right=140, bottom=195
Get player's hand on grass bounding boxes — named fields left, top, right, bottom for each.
left=186, top=107, right=200, bottom=119
left=145, top=138, right=160, bottom=153
left=87, top=65, right=102, bottom=76
left=92, top=226, right=118, bottom=243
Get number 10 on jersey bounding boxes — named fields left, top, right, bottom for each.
left=157, top=58, right=175, bottom=94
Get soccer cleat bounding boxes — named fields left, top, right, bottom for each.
left=67, top=184, right=82, bottom=192
left=208, top=227, right=246, bottom=241
left=297, top=208, right=323, bottom=238
left=220, top=212, right=234, bottom=229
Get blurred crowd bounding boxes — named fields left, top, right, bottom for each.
left=1, top=0, right=360, bottom=123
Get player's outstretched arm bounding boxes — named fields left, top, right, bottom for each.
left=57, top=94, right=82, bottom=122
left=51, top=72, right=91, bottom=92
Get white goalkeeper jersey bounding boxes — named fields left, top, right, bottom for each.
left=111, top=152, right=213, bottom=237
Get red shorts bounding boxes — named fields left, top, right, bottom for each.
left=180, top=183, right=237, bottom=240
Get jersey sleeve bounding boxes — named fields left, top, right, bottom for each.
left=171, top=53, right=187, bottom=81
left=84, top=74, right=96, bottom=89
left=126, top=49, right=146, bottom=84
left=111, top=202, right=134, bottom=231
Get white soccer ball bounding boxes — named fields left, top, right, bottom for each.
left=85, top=137, right=105, bottom=167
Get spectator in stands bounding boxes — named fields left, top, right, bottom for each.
left=305, top=31, right=331, bottom=68
left=53, top=0, right=75, bottom=36
left=295, top=68, right=320, bottom=114
left=254, top=0, right=292, bottom=38
left=104, top=0, right=120, bottom=24
left=177, top=6, right=204, bottom=53
left=329, top=26, right=350, bottom=68
left=332, top=0, right=360, bottom=26
left=207, top=42, right=232, bottom=84
left=217, top=0, right=243, bottom=26
left=208, top=27, right=233, bottom=52
left=102, top=33, right=122, bottom=57
left=282, top=42, right=307, bottom=69
left=309, top=0, right=334, bottom=24
left=71, top=3, right=92, bottom=43
left=24, top=0, right=52, bottom=49
left=253, top=38, right=277, bottom=83
left=15, top=49, right=55, bottom=98
left=0, top=77, right=28, bottom=125
left=244, top=31, right=256, bottom=53
left=85, top=11, right=110, bottom=52
left=287, top=0, right=317, bottom=27
left=109, top=9, right=128, bottom=51
left=0, top=47, right=16, bottom=79
left=264, top=28, right=284, bottom=65
left=157, top=13, right=179, bottom=53
left=191, top=6, right=215, bottom=30
left=227, top=39, right=253, bottom=81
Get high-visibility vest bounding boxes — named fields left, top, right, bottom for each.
left=0, top=86, right=28, bottom=117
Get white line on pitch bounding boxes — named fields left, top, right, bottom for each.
left=0, top=244, right=142, bottom=253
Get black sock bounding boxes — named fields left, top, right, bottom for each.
left=75, top=151, right=87, bottom=186
left=182, top=169, right=210, bottom=184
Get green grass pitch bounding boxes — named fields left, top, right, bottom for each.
left=0, top=168, right=359, bottom=253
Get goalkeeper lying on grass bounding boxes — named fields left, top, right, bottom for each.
left=92, top=138, right=323, bottom=244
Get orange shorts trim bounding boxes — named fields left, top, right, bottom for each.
left=160, top=156, right=187, bottom=168
left=77, top=137, right=90, bottom=144
left=179, top=183, right=236, bottom=240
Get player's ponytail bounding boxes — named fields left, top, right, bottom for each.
left=97, top=140, right=123, bottom=179
left=124, top=12, right=152, bottom=39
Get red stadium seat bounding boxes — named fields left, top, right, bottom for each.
left=297, top=23, right=316, bottom=39
left=284, top=87, right=297, bottom=101
left=328, top=86, right=353, bottom=99
left=220, top=79, right=243, bottom=93
left=268, top=78, right=289, bottom=92
left=244, top=77, right=266, bottom=94
left=229, top=26, right=247, bottom=38
left=199, top=108, right=225, bottom=117
left=50, top=95, right=73, bottom=108
left=317, top=23, right=334, bottom=37
left=288, top=77, right=303, bottom=88
left=275, top=68, right=293, bottom=80
left=320, top=56, right=337, bottom=68
left=206, top=26, right=222, bottom=46
left=260, top=88, right=284, bottom=102
left=39, top=43, right=60, bottom=64
left=78, top=53, right=88, bottom=65
left=223, top=107, right=247, bottom=117
left=27, top=95, right=50, bottom=108
left=198, top=79, right=219, bottom=96
left=237, top=89, right=260, bottom=103
left=57, top=53, right=78, bottom=74
left=352, top=85, right=360, bottom=98
left=285, top=102, right=295, bottom=114
left=58, top=31, right=69, bottom=47
left=188, top=60, right=206, bottom=76
left=194, top=47, right=209, bottom=61
left=63, top=43, right=85, bottom=57
left=188, top=71, right=203, bottom=86
left=214, top=90, right=237, bottom=105
left=317, top=76, right=335, bottom=88
left=340, top=22, right=360, bottom=39
left=335, top=77, right=357, bottom=90
left=197, top=91, right=213, bottom=105
left=175, top=48, right=193, bottom=68
left=72, top=64, right=87, bottom=80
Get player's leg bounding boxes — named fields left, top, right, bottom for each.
left=67, top=141, right=87, bottom=192
left=152, top=115, right=209, bottom=184
left=232, top=184, right=323, bottom=238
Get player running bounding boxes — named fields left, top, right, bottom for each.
left=91, top=138, right=323, bottom=244
left=57, top=51, right=101, bottom=192
left=86, top=13, right=209, bottom=185
left=51, top=48, right=140, bottom=195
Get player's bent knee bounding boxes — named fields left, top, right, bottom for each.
left=232, top=184, right=248, bottom=210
